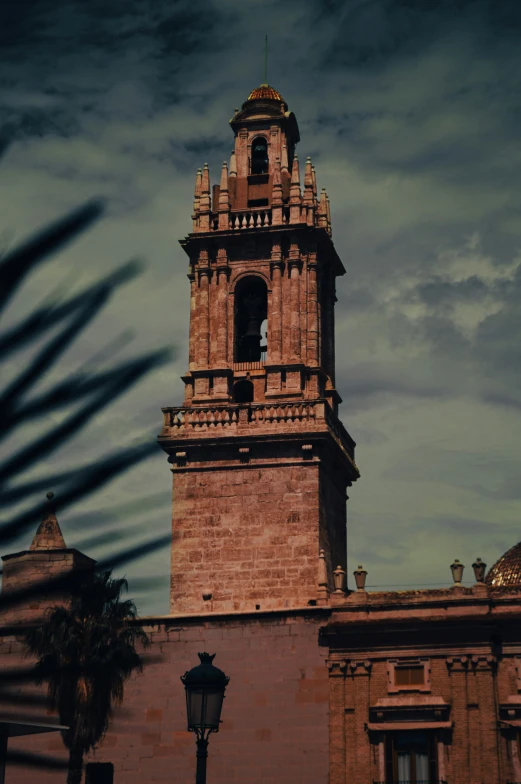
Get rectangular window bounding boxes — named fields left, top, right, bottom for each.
left=395, top=665, right=425, bottom=687
left=385, top=731, right=438, bottom=784
left=387, top=659, right=431, bottom=693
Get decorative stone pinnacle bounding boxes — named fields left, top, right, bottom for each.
left=30, top=492, right=66, bottom=552
left=318, top=549, right=328, bottom=587
left=353, top=564, right=367, bottom=591
left=472, top=557, right=487, bottom=583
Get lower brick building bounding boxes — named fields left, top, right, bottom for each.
left=2, top=513, right=521, bottom=784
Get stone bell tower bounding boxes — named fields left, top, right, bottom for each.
left=159, top=84, right=359, bottom=614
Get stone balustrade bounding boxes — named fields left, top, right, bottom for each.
left=207, top=207, right=292, bottom=232
left=163, top=401, right=322, bottom=430
left=161, top=400, right=355, bottom=460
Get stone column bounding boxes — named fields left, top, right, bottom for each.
left=270, top=261, right=283, bottom=363
left=308, top=262, right=319, bottom=365
left=197, top=267, right=210, bottom=368
left=289, top=260, right=301, bottom=362
left=216, top=267, right=228, bottom=366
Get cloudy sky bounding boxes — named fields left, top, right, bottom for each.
left=1, top=0, right=520, bottom=613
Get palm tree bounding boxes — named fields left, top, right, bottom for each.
left=24, top=570, right=149, bottom=784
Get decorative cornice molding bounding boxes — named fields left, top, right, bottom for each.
left=327, top=658, right=371, bottom=676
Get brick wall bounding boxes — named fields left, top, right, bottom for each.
left=1, top=610, right=330, bottom=784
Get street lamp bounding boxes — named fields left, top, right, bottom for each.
left=181, top=652, right=230, bottom=784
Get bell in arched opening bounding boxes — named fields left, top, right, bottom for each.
left=234, top=276, right=268, bottom=363
left=251, top=136, right=268, bottom=175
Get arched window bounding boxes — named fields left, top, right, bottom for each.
left=233, top=380, right=254, bottom=404
left=234, top=276, right=268, bottom=362
left=251, top=136, right=268, bottom=174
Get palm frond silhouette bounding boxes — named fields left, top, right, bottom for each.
left=0, top=189, right=172, bottom=770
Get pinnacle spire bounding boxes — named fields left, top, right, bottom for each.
left=30, top=492, right=66, bottom=551
left=289, top=154, right=302, bottom=224
left=317, top=188, right=328, bottom=228
left=303, top=156, right=314, bottom=204
left=229, top=150, right=237, bottom=177
left=290, top=154, right=301, bottom=194
left=272, top=157, right=283, bottom=204
left=219, top=161, right=229, bottom=199
left=281, top=144, right=289, bottom=173
left=199, top=163, right=211, bottom=215
left=271, top=156, right=283, bottom=225
left=193, top=168, right=202, bottom=213
left=218, top=161, right=230, bottom=226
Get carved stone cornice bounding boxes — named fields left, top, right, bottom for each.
left=326, top=658, right=347, bottom=676
left=446, top=654, right=497, bottom=672
left=327, top=658, right=371, bottom=676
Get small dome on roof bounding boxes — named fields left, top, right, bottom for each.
left=247, top=84, right=285, bottom=103
left=486, top=541, right=521, bottom=587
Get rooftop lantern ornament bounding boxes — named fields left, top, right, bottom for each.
left=450, top=559, right=465, bottom=586
left=333, top=565, right=346, bottom=594
left=472, top=557, right=487, bottom=584
left=353, top=565, right=368, bottom=591
left=181, top=652, right=230, bottom=784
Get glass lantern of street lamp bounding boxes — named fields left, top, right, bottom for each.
left=181, top=653, right=230, bottom=784
left=181, top=652, right=229, bottom=735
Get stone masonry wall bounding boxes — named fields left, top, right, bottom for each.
left=1, top=610, right=330, bottom=784
left=171, top=462, right=322, bottom=614
left=0, top=550, right=92, bottom=626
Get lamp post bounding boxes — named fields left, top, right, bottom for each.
left=181, top=652, right=230, bottom=784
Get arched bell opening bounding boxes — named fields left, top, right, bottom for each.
left=251, top=136, right=268, bottom=175
left=234, top=276, right=268, bottom=362
left=232, top=379, right=254, bottom=404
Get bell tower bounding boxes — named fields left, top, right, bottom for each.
left=159, top=84, right=359, bottom=614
